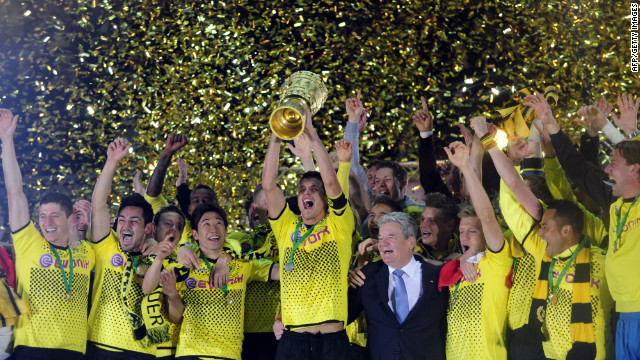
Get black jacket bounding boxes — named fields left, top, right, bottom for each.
left=348, top=255, right=448, bottom=360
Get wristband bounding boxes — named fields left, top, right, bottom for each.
left=480, top=133, right=497, bottom=150
left=628, top=130, right=640, bottom=139
left=184, top=241, right=200, bottom=252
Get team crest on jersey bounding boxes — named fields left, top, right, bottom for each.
left=185, top=277, right=197, bottom=289
left=111, top=254, right=125, bottom=267
left=39, top=254, right=54, bottom=268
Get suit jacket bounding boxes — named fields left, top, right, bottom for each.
left=348, top=255, right=447, bottom=360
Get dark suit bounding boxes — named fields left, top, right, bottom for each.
left=348, top=255, right=447, bottom=360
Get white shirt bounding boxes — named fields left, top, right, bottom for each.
left=387, top=257, right=423, bottom=314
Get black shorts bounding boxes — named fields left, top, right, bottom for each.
left=242, top=332, right=278, bottom=360
left=11, top=346, right=84, bottom=360
left=275, top=329, right=349, bottom=360
left=85, top=342, right=155, bottom=360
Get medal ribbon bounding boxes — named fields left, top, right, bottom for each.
left=50, top=244, right=73, bottom=299
left=286, top=220, right=317, bottom=268
left=614, top=193, right=640, bottom=252
left=547, top=239, right=585, bottom=301
left=199, top=252, right=229, bottom=295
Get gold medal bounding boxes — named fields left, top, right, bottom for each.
left=227, top=295, right=233, bottom=306
left=549, top=293, right=557, bottom=306
left=67, top=292, right=71, bottom=301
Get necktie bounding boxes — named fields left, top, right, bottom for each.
left=393, top=269, right=409, bottom=323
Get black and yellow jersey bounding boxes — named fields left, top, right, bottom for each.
left=500, top=180, right=613, bottom=359
left=227, top=227, right=281, bottom=334
left=173, top=257, right=274, bottom=359
left=88, top=232, right=155, bottom=356
left=269, top=192, right=355, bottom=330
left=445, top=240, right=512, bottom=360
left=13, top=222, right=95, bottom=354
left=607, top=197, right=640, bottom=312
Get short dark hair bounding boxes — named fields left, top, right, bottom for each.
left=118, top=194, right=154, bottom=224
left=153, top=205, right=186, bottom=229
left=371, top=195, right=403, bottom=213
left=374, top=160, right=408, bottom=184
left=299, top=171, right=327, bottom=198
left=243, top=184, right=263, bottom=216
left=191, top=203, right=229, bottom=231
left=192, top=184, right=218, bottom=205
left=423, top=192, right=459, bottom=223
left=545, top=199, right=584, bottom=235
left=522, top=174, right=553, bottom=204
left=615, top=140, right=640, bottom=180
left=39, top=192, right=73, bottom=217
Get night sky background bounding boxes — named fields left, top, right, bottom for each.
left=0, top=0, right=636, bottom=228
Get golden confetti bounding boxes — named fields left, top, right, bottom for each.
left=0, top=0, right=635, bottom=227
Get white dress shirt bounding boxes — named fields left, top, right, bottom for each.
left=387, top=257, right=423, bottom=314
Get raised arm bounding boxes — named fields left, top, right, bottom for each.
left=445, top=142, right=503, bottom=252
left=415, top=97, right=452, bottom=197
left=91, top=138, right=131, bottom=242
left=305, top=109, right=341, bottom=198
left=611, top=93, right=640, bottom=137
left=285, top=133, right=316, bottom=172
left=262, top=134, right=286, bottom=218
left=343, top=90, right=371, bottom=195
left=470, top=116, right=542, bottom=221
left=0, top=109, right=29, bottom=231
left=526, top=91, right=614, bottom=208
left=146, top=134, right=187, bottom=197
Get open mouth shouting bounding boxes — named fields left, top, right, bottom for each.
left=120, top=230, right=134, bottom=247
left=302, top=198, right=315, bottom=211
left=370, top=226, right=379, bottom=239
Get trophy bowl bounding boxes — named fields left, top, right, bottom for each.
left=270, top=71, right=328, bottom=140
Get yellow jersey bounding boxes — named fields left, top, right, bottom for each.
left=445, top=240, right=512, bottom=360
left=88, top=232, right=155, bottom=356
left=607, top=197, right=640, bottom=312
left=174, top=257, right=274, bottom=359
left=13, top=222, right=95, bottom=354
left=269, top=192, right=355, bottom=329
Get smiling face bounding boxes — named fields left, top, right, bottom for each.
left=368, top=203, right=394, bottom=240
left=117, top=206, right=152, bottom=252
left=192, top=211, right=228, bottom=255
left=605, top=149, right=640, bottom=198
left=458, top=216, right=485, bottom=261
left=69, top=206, right=89, bottom=242
left=420, top=207, right=455, bottom=249
left=154, top=211, right=185, bottom=246
left=373, top=167, right=401, bottom=201
left=538, top=209, right=570, bottom=258
left=377, top=221, right=416, bottom=269
left=366, top=166, right=377, bottom=190
left=39, top=203, right=71, bottom=247
left=297, top=178, right=327, bottom=224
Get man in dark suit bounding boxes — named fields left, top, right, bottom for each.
left=348, top=211, right=447, bottom=360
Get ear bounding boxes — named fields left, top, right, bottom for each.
left=408, top=235, right=417, bottom=249
left=630, top=163, right=640, bottom=179
left=192, top=229, right=199, bottom=241
left=560, top=224, right=572, bottom=237
left=144, top=222, right=155, bottom=236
